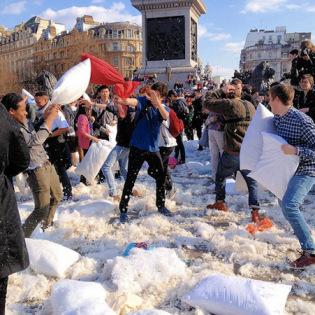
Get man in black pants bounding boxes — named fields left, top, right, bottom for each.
left=117, top=82, right=172, bottom=223
left=167, top=90, right=188, bottom=164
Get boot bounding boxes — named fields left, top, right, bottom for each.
left=206, top=201, right=229, bottom=212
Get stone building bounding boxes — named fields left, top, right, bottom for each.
left=240, top=26, right=311, bottom=81
left=0, top=15, right=142, bottom=94
left=0, top=16, right=65, bottom=93
left=34, top=17, right=143, bottom=80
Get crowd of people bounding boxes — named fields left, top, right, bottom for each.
left=1, top=39, right=315, bottom=314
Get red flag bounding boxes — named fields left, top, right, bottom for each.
left=113, top=81, right=141, bottom=98
left=81, top=53, right=125, bottom=85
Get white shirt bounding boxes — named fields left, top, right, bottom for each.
left=37, top=102, right=69, bottom=131
left=159, top=105, right=177, bottom=148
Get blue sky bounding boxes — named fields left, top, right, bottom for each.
left=1, top=0, right=315, bottom=78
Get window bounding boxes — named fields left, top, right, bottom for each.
left=113, top=56, right=119, bottom=66
left=113, top=42, right=119, bottom=51
left=277, top=35, right=281, bottom=44
left=127, top=29, right=132, bottom=38
left=113, top=30, right=118, bottom=38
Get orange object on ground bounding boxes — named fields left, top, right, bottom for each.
left=246, top=217, right=273, bottom=235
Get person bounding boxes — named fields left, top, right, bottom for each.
left=288, top=49, right=300, bottom=87
left=62, top=100, right=79, bottom=165
left=167, top=89, right=188, bottom=164
left=203, top=82, right=265, bottom=223
left=117, top=82, right=172, bottom=223
left=76, top=105, right=99, bottom=185
left=205, top=110, right=225, bottom=182
left=101, top=100, right=136, bottom=201
left=2, top=93, right=63, bottom=238
left=0, top=102, right=30, bottom=315
left=34, top=91, right=73, bottom=200
left=184, top=94, right=195, bottom=141
left=293, top=74, right=315, bottom=122
left=159, top=96, right=177, bottom=199
left=269, top=83, right=315, bottom=268
left=192, top=89, right=205, bottom=150
left=82, top=85, right=118, bottom=183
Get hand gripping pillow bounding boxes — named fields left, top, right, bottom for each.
left=240, top=104, right=276, bottom=171
left=75, top=140, right=114, bottom=183
left=183, top=274, right=291, bottom=315
left=248, top=132, right=299, bottom=200
left=51, top=59, right=91, bottom=105
left=50, top=280, right=115, bottom=315
left=25, top=239, right=80, bottom=278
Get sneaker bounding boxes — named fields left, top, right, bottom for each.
left=251, top=208, right=264, bottom=223
left=206, top=201, right=229, bottom=212
left=166, top=187, right=176, bottom=200
left=62, top=194, right=73, bottom=202
left=290, top=251, right=315, bottom=269
left=158, top=206, right=173, bottom=217
left=120, top=212, right=129, bottom=224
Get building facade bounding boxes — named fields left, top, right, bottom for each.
left=0, top=15, right=142, bottom=94
left=0, top=17, right=66, bottom=94
left=240, top=27, right=311, bottom=81
left=34, top=17, right=142, bottom=81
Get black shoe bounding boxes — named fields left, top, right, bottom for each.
left=158, top=207, right=173, bottom=217
left=62, top=194, right=73, bottom=202
left=197, top=145, right=203, bottom=151
left=120, top=212, right=129, bottom=224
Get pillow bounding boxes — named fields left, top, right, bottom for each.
left=50, top=280, right=115, bottom=315
left=240, top=104, right=276, bottom=171
left=51, top=59, right=91, bottom=105
left=183, top=274, right=291, bottom=315
left=248, top=132, right=299, bottom=200
left=75, top=140, right=114, bottom=183
left=25, top=239, right=80, bottom=278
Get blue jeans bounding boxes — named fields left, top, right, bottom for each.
left=279, top=175, right=315, bottom=251
left=215, top=151, right=259, bottom=208
left=101, top=145, right=129, bottom=196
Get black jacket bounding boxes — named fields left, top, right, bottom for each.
left=293, top=89, right=315, bottom=121
left=0, top=104, right=30, bottom=278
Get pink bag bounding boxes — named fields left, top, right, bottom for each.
left=168, top=157, right=177, bottom=169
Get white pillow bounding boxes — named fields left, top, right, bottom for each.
left=183, top=274, right=291, bottom=315
left=240, top=104, right=276, bottom=171
left=128, top=310, right=172, bottom=315
left=25, top=239, right=80, bottom=278
left=50, top=280, right=115, bottom=315
left=22, top=88, right=34, bottom=100
left=248, top=132, right=299, bottom=200
left=75, top=140, right=114, bottom=183
left=51, top=59, right=91, bottom=105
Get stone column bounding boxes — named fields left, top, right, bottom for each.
left=131, top=0, right=206, bottom=87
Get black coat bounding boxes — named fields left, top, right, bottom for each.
left=0, top=104, right=30, bottom=278
left=293, top=89, right=315, bottom=122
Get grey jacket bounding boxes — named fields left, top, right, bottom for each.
left=20, top=120, right=50, bottom=170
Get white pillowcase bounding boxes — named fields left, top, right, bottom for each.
left=51, top=59, right=91, bottom=105
left=183, top=274, right=291, bottom=315
left=50, top=280, right=115, bottom=315
left=25, top=239, right=80, bottom=278
left=240, top=104, right=276, bottom=171
left=248, top=132, right=299, bottom=200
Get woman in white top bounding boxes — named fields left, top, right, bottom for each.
left=159, top=105, right=177, bottom=199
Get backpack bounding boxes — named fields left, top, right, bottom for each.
left=174, top=99, right=189, bottom=122
left=168, top=108, right=184, bottom=138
